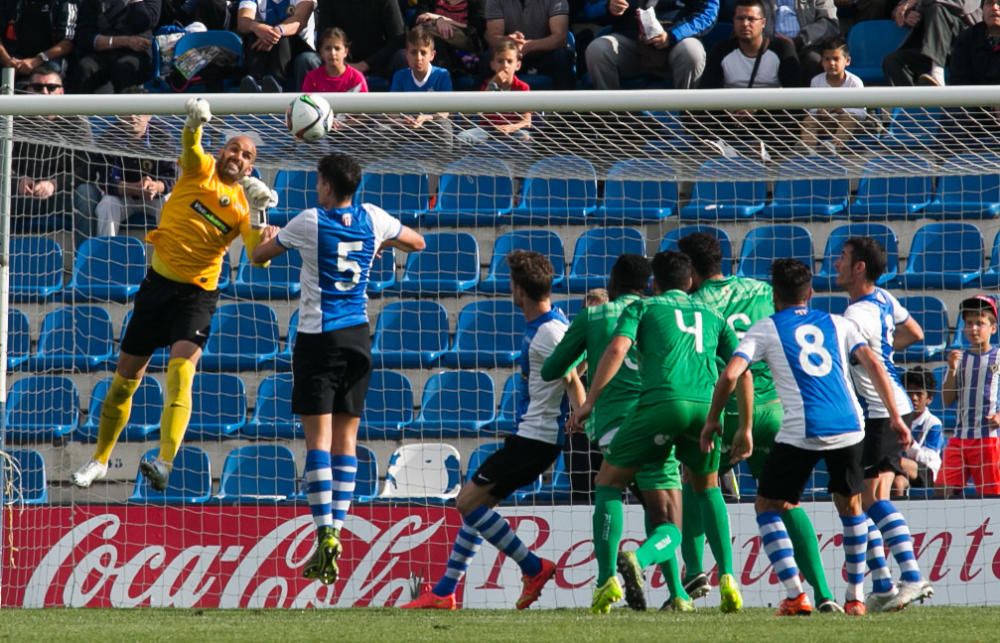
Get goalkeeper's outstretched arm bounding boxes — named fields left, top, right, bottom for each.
left=180, top=98, right=212, bottom=172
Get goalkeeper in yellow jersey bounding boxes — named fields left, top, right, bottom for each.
left=71, top=97, right=279, bottom=491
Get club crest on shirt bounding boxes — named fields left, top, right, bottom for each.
left=220, top=195, right=231, bottom=207
left=992, top=363, right=1000, bottom=374
left=341, top=212, right=352, bottom=227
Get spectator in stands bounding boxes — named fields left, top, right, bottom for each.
left=484, top=0, right=575, bottom=90
left=302, top=28, right=368, bottom=93
left=72, top=0, right=161, bottom=93
left=236, top=0, right=319, bottom=92
left=768, top=0, right=839, bottom=82
left=882, top=0, right=982, bottom=86
left=390, top=26, right=454, bottom=143
left=585, top=0, right=718, bottom=90
left=316, top=0, right=406, bottom=84
left=893, top=368, right=944, bottom=497
left=477, top=40, right=532, bottom=140
left=414, top=0, right=487, bottom=76
left=160, top=0, right=232, bottom=31
left=949, top=0, right=1000, bottom=84
left=0, top=0, right=77, bottom=82
left=13, top=65, right=92, bottom=234
left=800, top=37, right=866, bottom=152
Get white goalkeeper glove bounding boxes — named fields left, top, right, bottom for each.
left=185, top=97, right=212, bottom=130
left=240, top=176, right=279, bottom=228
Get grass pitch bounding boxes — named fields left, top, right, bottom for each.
left=1, top=607, right=995, bottom=642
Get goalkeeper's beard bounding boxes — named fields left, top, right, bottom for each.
left=218, top=159, right=243, bottom=183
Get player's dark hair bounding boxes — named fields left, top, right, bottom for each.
left=651, top=251, right=692, bottom=292
left=407, top=25, right=435, bottom=49
left=734, top=0, right=767, bottom=16
left=843, top=236, right=886, bottom=283
left=820, top=36, right=849, bottom=57
left=508, top=250, right=553, bottom=301
left=677, top=232, right=723, bottom=278
left=902, top=366, right=937, bottom=395
left=610, top=254, right=651, bottom=296
left=318, top=27, right=350, bottom=50
left=771, top=259, right=813, bottom=304
left=317, top=152, right=362, bottom=201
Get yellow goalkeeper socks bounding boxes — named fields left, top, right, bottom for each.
left=93, top=373, right=142, bottom=465
left=159, top=358, right=196, bottom=464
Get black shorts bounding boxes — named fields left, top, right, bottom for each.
left=292, top=324, right=372, bottom=417
left=472, top=434, right=562, bottom=500
left=121, top=269, right=220, bottom=356
left=862, top=413, right=915, bottom=479
left=758, top=440, right=865, bottom=504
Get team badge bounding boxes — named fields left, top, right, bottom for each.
left=341, top=212, right=352, bottom=227
left=992, top=363, right=999, bottom=374
left=220, top=196, right=231, bottom=207
left=653, top=434, right=667, bottom=446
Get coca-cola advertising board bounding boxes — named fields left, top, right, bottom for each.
left=3, top=501, right=1000, bottom=608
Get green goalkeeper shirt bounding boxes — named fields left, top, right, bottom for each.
left=541, top=293, right=643, bottom=442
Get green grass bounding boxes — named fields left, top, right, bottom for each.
left=1, top=607, right=996, bottom=642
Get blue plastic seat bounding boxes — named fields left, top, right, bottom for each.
left=357, top=160, right=429, bottom=225
left=8, top=308, right=31, bottom=371
left=850, top=155, right=934, bottom=219
left=243, top=373, right=299, bottom=439
left=269, top=169, right=316, bottom=226
left=11, top=235, right=63, bottom=302
left=736, top=225, right=814, bottom=281
left=117, top=309, right=169, bottom=372
left=67, top=236, right=146, bottom=302
left=424, top=156, right=515, bottom=226
left=975, top=230, right=1000, bottom=288
left=407, top=370, right=496, bottom=438
left=811, top=295, right=849, bottom=315
left=78, top=376, right=163, bottom=442
left=480, top=230, right=566, bottom=294
left=6, top=375, right=79, bottom=442
left=493, top=374, right=523, bottom=435
left=930, top=366, right=957, bottom=429
left=372, top=301, right=450, bottom=369
left=170, top=30, right=244, bottom=93
left=523, top=452, right=571, bottom=504
left=846, top=20, right=909, bottom=84
left=762, top=156, right=850, bottom=220
left=396, top=231, right=479, bottom=295
left=200, top=302, right=281, bottom=371
left=230, top=247, right=301, bottom=300
left=8, top=448, right=48, bottom=504
left=129, top=446, right=212, bottom=504
left=359, top=369, right=414, bottom=440
left=881, top=107, right=944, bottom=149
left=354, top=444, right=379, bottom=502
left=552, top=297, right=585, bottom=321
left=467, top=442, right=542, bottom=501
left=378, top=443, right=462, bottom=502
left=680, top=158, right=767, bottom=221
left=814, top=223, right=899, bottom=290
left=510, top=155, right=598, bottom=224
left=897, top=296, right=949, bottom=362
left=442, top=299, right=524, bottom=368
left=216, top=444, right=297, bottom=502
left=28, top=305, right=114, bottom=372
left=369, top=247, right=397, bottom=294
left=598, top=158, right=678, bottom=223
left=924, top=154, right=1000, bottom=220
left=274, top=309, right=298, bottom=372
left=893, top=223, right=983, bottom=289
left=566, top=227, right=645, bottom=293
left=184, top=373, right=247, bottom=440
left=659, top=225, right=734, bottom=276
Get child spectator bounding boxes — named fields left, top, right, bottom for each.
left=391, top=26, right=453, bottom=130
left=302, top=28, right=368, bottom=93
left=893, top=367, right=944, bottom=496
left=800, top=37, right=866, bottom=152
left=479, top=40, right=530, bottom=140
left=940, top=295, right=1000, bottom=497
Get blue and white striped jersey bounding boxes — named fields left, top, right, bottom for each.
left=954, top=348, right=1000, bottom=439
left=844, top=288, right=914, bottom=419
left=516, top=307, right=570, bottom=446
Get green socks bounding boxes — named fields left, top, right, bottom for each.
left=635, top=522, right=681, bottom=569
left=680, top=482, right=705, bottom=581
left=783, top=506, right=834, bottom=603
left=593, top=485, right=624, bottom=585
left=698, top=486, right=734, bottom=576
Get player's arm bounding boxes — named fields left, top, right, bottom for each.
left=853, top=344, right=911, bottom=447
left=381, top=225, right=426, bottom=253
left=238, top=176, right=280, bottom=266
left=732, top=369, right=755, bottom=464
left=893, top=315, right=924, bottom=351
left=180, top=98, right=213, bottom=173
left=563, top=368, right=586, bottom=412
left=541, top=314, right=587, bottom=382
left=700, top=355, right=750, bottom=453
left=570, top=335, right=632, bottom=431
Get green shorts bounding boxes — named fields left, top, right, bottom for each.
left=605, top=399, right=719, bottom=477
left=722, top=400, right=783, bottom=478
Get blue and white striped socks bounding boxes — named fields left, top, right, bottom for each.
left=840, top=514, right=868, bottom=602
left=465, top=506, right=542, bottom=577
left=432, top=525, right=483, bottom=597
left=305, top=449, right=333, bottom=530
left=868, top=500, right=922, bottom=583
left=757, top=512, right=803, bottom=599
left=330, top=454, right=357, bottom=531
left=865, top=517, right=894, bottom=595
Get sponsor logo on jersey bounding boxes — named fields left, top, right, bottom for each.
left=190, top=199, right=231, bottom=233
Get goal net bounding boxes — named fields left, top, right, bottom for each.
left=1, top=87, right=999, bottom=610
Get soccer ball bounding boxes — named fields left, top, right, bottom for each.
left=286, top=94, right=333, bottom=142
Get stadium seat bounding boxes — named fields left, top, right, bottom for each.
left=354, top=444, right=379, bottom=502
left=761, top=156, right=850, bottom=220
left=28, top=305, right=115, bottom=372
left=396, top=231, right=479, bottom=295
left=361, top=369, right=415, bottom=440
left=850, top=155, right=934, bottom=219
left=357, top=160, right=429, bottom=225
left=407, top=370, right=496, bottom=438
left=597, top=158, right=678, bottom=223
left=242, top=373, right=300, bottom=439
left=480, top=230, right=566, bottom=294
left=566, top=227, right=645, bottom=293
left=168, top=30, right=244, bottom=93
left=929, top=366, right=957, bottom=429
left=552, top=297, right=585, bottom=321
left=8, top=448, right=48, bottom=504
left=659, top=225, right=734, bottom=276
left=11, top=235, right=63, bottom=302
left=8, top=308, right=31, bottom=371
left=117, top=309, right=169, bottom=372
left=466, top=442, right=541, bottom=501
left=184, top=373, right=247, bottom=440
left=846, top=20, right=909, bottom=85
left=424, top=156, right=515, bottom=226
left=6, top=375, right=79, bottom=443
left=493, top=374, right=523, bottom=435
left=736, top=225, right=814, bottom=281
left=129, top=446, right=212, bottom=504
left=372, top=301, right=450, bottom=369
left=274, top=309, right=298, bottom=372
left=442, top=300, right=524, bottom=368
left=811, top=295, right=849, bottom=315
left=369, top=247, right=397, bottom=294
left=679, top=158, right=767, bottom=221
left=78, top=376, right=163, bottom=443
left=523, top=453, right=571, bottom=504
left=216, top=444, right=298, bottom=502
left=510, top=155, right=598, bottom=224
left=975, top=230, right=1000, bottom=288
left=269, top=169, right=316, bottom=226
left=924, top=154, right=1000, bottom=220
left=813, top=223, right=899, bottom=290
left=66, top=236, right=146, bottom=303
left=897, top=296, right=949, bottom=362
left=229, top=247, right=301, bottom=300
left=379, top=443, right=461, bottom=502
left=893, top=222, right=983, bottom=289
left=881, top=107, right=944, bottom=149
left=200, top=302, right=281, bottom=371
